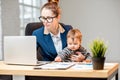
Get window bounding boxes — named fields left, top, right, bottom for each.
left=19, top=0, right=47, bottom=35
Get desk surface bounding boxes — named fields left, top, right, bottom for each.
left=0, top=61, right=119, bottom=78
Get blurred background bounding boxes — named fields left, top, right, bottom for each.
left=0, top=0, right=120, bottom=78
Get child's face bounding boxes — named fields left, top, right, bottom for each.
left=67, top=37, right=81, bottom=51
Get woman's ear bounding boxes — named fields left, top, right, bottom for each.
left=57, top=14, right=61, bottom=21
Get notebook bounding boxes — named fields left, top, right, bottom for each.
left=3, top=36, right=50, bottom=66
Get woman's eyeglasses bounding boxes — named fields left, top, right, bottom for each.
left=39, top=16, right=57, bottom=23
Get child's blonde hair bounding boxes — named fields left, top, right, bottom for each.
left=67, top=29, right=82, bottom=43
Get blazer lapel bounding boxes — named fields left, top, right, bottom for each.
left=61, top=33, right=67, bottom=49
left=44, top=34, right=56, bottom=53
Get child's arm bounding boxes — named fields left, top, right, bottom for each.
left=54, top=47, right=73, bottom=62
left=70, top=46, right=91, bottom=62
left=79, top=46, right=91, bottom=60
left=70, top=52, right=85, bottom=62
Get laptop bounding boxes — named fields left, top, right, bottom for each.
left=3, top=36, right=50, bottom=66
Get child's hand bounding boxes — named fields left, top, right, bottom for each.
left=70, top=52, right=85, bottom=62
left=54, top=56, right=62, bottom=62
left=83, top=59, right=91, bottom=63
left=70, top=55, right=78, bottom=62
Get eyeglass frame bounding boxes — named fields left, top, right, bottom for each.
left=39, top=15, right=57, bottom=23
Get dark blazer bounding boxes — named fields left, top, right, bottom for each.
left=32, top=23, right=72, bottom=61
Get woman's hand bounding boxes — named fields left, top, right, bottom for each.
left=54, top=56, right=62, bottom=62
left=70, top=52, right=85, bottom=62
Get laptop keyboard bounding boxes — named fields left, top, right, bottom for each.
left=37, top=61, right=51, bottom=65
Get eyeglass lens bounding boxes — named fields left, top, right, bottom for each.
left=39, top=16, right=56, bottom=23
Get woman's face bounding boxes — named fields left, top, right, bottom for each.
left=41, top=8, right=60, bottom=31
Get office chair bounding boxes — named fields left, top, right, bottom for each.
left=25, top=22, right=43, bottom=61
left=25, top=22, right=43, bottom=35
left=25, top=22, right=72, bottom=61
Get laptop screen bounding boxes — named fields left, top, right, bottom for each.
left=3, top=36, right=38, bottom=65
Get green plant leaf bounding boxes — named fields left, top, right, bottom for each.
left=89, top=38, right=108, bottom=58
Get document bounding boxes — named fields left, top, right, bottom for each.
left=34, top=62, right=75, bottom=70
left=71, top=63, right=93, bottom=69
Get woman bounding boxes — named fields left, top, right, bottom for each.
left=27, top=2, right=88, bottom=80
left=32, top=2, right=72, bottom=61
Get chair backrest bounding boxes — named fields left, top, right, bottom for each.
left=25, top=22, right=43, bottom=61
left=25, top=22, right=43, bottom=35
left=25, top=22, right=72, bottom=61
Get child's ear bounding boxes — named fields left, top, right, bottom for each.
left=80, top=40, right=82, bottom=44
left=79, top=44, right=81, bottom=47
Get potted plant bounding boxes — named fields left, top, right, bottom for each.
left=89, top=38, right=108, bottom=70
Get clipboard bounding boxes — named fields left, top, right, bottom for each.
left=34, top=62, right=75, bottom=70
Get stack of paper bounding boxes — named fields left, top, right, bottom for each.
left=34, top=62, right=75, bottom=70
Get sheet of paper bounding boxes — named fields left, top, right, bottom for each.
left=34, top=62, right=75, bottom=70
left=71, top=63, right=93, bottom=70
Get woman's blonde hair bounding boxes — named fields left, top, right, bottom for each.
left=67, top=29, right=82, bottom=43
left=41, top=2, right=61, bottom=17
left=48, top=0, right=59, bottom=4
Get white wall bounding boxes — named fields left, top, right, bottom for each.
left=1, top=0, right=120, bottom=78
left=0, top=0, right=2, bottom=60
left=60, top=0, right=120, bottom=78
left=0, top=14, right=1, bottom=60
left=1, top=0, right=20, bottom=60
left=60, top=0, right=120, bottom=62
left=1, top=0, right=20, bottom=36
left=1, top=0, right=119, bottom=63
